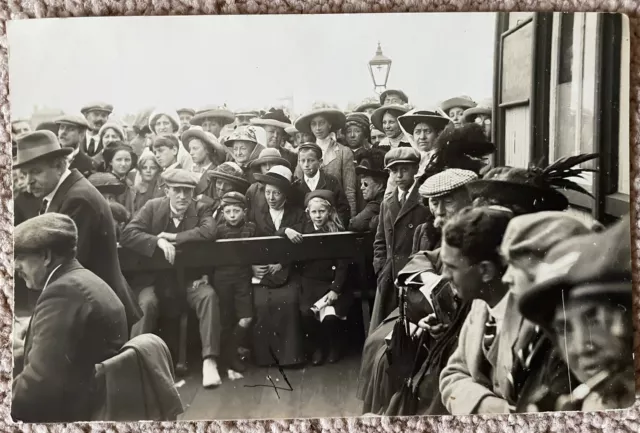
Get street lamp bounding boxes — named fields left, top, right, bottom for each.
left=368, top=42, right=392, bottom=95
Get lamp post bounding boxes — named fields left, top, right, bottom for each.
left=368, top=42, right=392, bottom=95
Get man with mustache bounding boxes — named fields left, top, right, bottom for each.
left=81, top=102, right=113, bottom=157
left=54, top=114, right=97, bottom=177
left=120, top=168, right=222, bottom=388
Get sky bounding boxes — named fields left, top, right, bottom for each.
left=7, top=13, right=496, bottom=121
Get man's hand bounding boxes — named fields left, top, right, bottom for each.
left=284, top=228, right=303, bottom=244
left=268, top=264, right=283, bottom=274
left=252, top=265, right=269, bottom=278
left=238, top=317, right=253, bottom=328
left=326, top=290, right=339, bottom=304
left=158, top=232, right=177, bottom=242
left=157, top=238, right=176, bottom=265
left=476, top=396, right=511, bottom=414
left=418, top=313, right=449, bottom=339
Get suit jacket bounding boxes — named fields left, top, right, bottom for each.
left=294, top=140, right=357, bottom=218
left=370, top=183, right=429, bottom=332
left=46, top=169, right=142, bottom=328
left=120, top=197, right=216, bottom=288
left=349, top=190, right=384, bottom=233
left=439, top=294, right=534, bottom=414
left=12, top=260, right=127, bottom=423
left=70, top=150, right=97, bottom=178
left=279, top=145, right=299, bottom=172
left=292, top=170, right=351, bottom=228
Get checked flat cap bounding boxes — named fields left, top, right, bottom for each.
left=419, top=168, right=477, bottom=198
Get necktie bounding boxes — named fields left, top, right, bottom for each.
left=39, top=198, right=49, bottom=215
left=399, top=190, right=406, bottom=207
left=88, top=138, right=95, bottom=156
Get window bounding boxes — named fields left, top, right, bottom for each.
left=548, top=13, right=598, bottom=193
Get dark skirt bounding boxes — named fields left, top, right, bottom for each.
left=252, top=278, right=305, bottom=367
left=356, top=310, right=399, bottom=414
left=299, top=276, right=353, bottom=319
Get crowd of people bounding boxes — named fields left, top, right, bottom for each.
left=10, top=89, right=634, bottom=422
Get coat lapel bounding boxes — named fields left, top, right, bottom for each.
left=316, top=171, right=328, bottom=190
left=181, top=202, right=199, bottom=231
left=46, top=170, right=84, bottom=213
left=322, top=141, right=338, bottom=166
left=152, top=199, right=172, bottom=234
left=395, top=184, right=420, bottom=223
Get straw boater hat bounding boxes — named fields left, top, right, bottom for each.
left=419, top=168, right=478, bottom=198
left=250, top=108, right=292, bottom=130
left=54, top=114, right=90, bottom=129
left=463, top=99, right=492, bottom=123
left=15, top=213, right=78, bottom=256
left=80, top=102, right=113, bottom=117
left=440, top=95, right=477, bottom=113
left=354, top=96, right=382, bottom=113
left=468, top=153, right=599, bottom=213
left=88, top=172, right=126, bottom=196
left=370, top=103, right=412, bottom=133
left=191, top=105, right=235, bottom=127
left=181, top=126, right=227, bottom=162
left=253, top=165, right=293, bottom=193
left=398, top=109, right=451, bottom=135
left=379, top=89, right=409, bottom=106
left=177, top=108, right=196, bottom=117
left=148, top=108, right=181, bottom=135
left=294, top=102, right=347, bottom=135
left=248, top=148, right=291, bottom=169
left=209, top=162, right=251, bottom=191
left=14, top=130, right=73, bottom=168
left=519, top=214, right=630, bottom=331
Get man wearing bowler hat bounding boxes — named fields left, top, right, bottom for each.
left=370, top=147, right=429, bottom=332
left=54, top=114, right=97, bottom=177
left=12, top=213, right=127, bottom=423
left=81, top=102, right=113, bottom=157
left=14, top=130, right=142, bottom=330
left=120, top=168, right=222, bottom=388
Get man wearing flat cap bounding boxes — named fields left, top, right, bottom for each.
left=14, top=130, right=142, bottom=329
left=120, top=168, right=222, bottom=388
left=517, top=215, right=633, bottom=412
left=440, top=211, right=598, bottom=414
left=12, top=213, right=127, bottom=423
left=81, top=102, right=113, bottom=157
left=370, top=146, right=429, bottom=332
left=54, top=114, right=97, bottom=177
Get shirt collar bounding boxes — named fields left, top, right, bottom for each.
left=44, top=169, right=72, bottom=206
left=397, top=180, right=416, bottom=201
left=169, top=203, right=186, bottom=218
left=488, top=293, right=509, bottom=323
left=304, top=170, right=320, bottom=183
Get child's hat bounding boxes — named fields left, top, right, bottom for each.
left=305, top=189, right=335, bottom=207
left=221, top=191, right=247, bottom=208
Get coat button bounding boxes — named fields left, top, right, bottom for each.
left=408, top=223, right=414, bottom=229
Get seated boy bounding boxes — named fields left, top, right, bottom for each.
left=120, top=168, right=223, bottom=388
left=292, top=142, right=351, bottom=227
left=212, top=192, right=256, bottom=379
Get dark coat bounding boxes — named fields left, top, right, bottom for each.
left=249, top=199, right=305, bottom=238
left=14, top=191, right=41, bottom=226
left=292, top=170, right=351, bottom=228
left=279, top=145, right=299, bottom=172
left=70, top=150, right=97, bottom=178
left=370, top=183, right=429, bottom=332
left=46, top=169, right=142, bottom=328
left=349, top=189, right=384, bottom=233
left=298, top=221, right=353, bottom=317
left=411, top=216, right=440, bottom=254
left=12, top=260, right=127, bottom=423
left=120, top=197, right=216, bottom=290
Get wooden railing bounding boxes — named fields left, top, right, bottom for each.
left=118, top=231, right=376, bottom=372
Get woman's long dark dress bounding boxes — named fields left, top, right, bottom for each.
left=249, top=201, right=306, bottom=366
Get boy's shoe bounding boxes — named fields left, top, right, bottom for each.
left=202, top=358, right=222, bottom=388
left=311, top=348, right=325, bottom=366
left=227, top=369, right=244, bottom=381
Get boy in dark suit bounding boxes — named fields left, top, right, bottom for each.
left=293, top=142, right=351, bottom=227
left=212, top=192, right=256, bottom=379
left=120, top=168, right=222, bottom=388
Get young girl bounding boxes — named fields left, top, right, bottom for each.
left=298, top=189, right=353, bottom=366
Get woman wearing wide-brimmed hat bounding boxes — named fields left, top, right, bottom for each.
left=223, top=125, right=266, bottom=175
left=148, top=106, right=194, bottom=171
left=462, top=99, right=492, bottom=140
left=190, top=105, right=236, bottom=139
left=244, top=148, right=292, bottom=215
left=294, top=102, right=357, bottom=219
left=440, top=95, right=477, bottom=128
left=251, top=108, right=298, bottom=170
left=398, top=109, right=450, bottom=175
left=247, top=165, right=306, bottom=367
left=371, top=104, right=412, bottom=150
left=354, top=96, right=382, bottom=116
left=350, top=147, right=389, bottom=232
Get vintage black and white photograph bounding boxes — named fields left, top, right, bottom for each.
left=7, top=11, right=634, bottom=423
